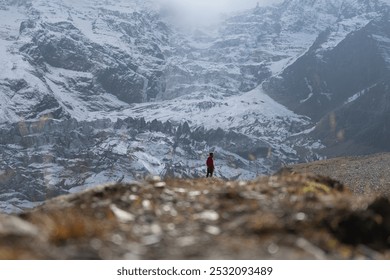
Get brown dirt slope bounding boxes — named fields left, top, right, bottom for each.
left=1, top=173, right=390, bottom=260
left=288, top=152, right=390, bottom=196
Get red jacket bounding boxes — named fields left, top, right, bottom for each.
left=206, top=156, right=214, bottom=169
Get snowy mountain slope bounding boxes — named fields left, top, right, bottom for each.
left=263, top=2, right=390, bottom=155
left=121, top=87, right=307, bottom=135
left=265, top=8, right=389, bottom=117
left=1, top=0, right=174, bottom=124
left=1, top=0, right=385, bottom=124
left=1, top=0, right=388, bottom=116
left=113, top=86, right=314, bottom=164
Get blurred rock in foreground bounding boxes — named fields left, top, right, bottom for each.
left=1, top=173, right=390, bottom=259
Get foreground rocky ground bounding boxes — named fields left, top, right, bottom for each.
left=1, top=166, right=390, bottom=259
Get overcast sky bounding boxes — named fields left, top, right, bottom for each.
left=156, top=0, right=282, bottom=26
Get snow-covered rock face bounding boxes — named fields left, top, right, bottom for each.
left=1, top=0, right=390, bottom=212
left=263, top=1, right=390, bottom=155
left=0, top=116, right=287, bottom=213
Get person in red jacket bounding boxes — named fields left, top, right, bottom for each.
left=206, top=152, right=214, bottom=177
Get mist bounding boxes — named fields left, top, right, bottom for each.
left=156, top=0, right=282, bottom=26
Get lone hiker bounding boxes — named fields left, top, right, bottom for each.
left=206, top=152, right=214, bottom=177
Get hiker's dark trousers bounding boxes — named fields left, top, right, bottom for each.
left=206, top=167, right=214, bottom=177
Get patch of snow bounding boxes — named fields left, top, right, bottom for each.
left=269, top=57, right=292, bottom=75
left=316, top=14, right=375, bottom=58
left=291, top=126, right=316, bottom=137
left=344, top=84, right=377, bottom=105
left=300, top=78, right=314, bottom=103
left=118, top=86, right=305, bottom=132
left=300, top=93, right=313, bottom=104
left=133, top=151, right=165, bottom=175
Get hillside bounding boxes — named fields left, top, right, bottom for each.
left=289, top=153, right=390, bottom=195
left=1, top=164, right=390, bottom=259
